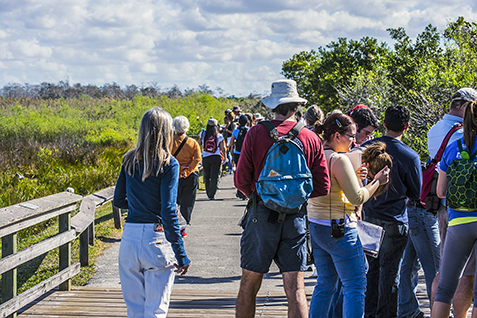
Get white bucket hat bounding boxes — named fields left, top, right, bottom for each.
left=261, top=79, right=307, bottom=109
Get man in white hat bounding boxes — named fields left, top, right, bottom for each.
left=234, top=79, right=330, bottom=317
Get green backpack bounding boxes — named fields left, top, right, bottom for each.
left=446, top=139, right=477, bottom=211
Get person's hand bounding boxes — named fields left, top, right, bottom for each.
left=356, top=164, right=368, bottom=181
left=174, top=263, right=191, bottom=276
left=373, top=166, right=390, bottom=185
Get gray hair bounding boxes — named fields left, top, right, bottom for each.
left=173, top=116, right=190, bottom=134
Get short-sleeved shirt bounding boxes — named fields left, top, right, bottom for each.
left=362, top=136, right=422, bottom=224
left=440, top=137, right=477, bottom=226
left=232, top=126, right=247, bottom=155
left=427, top=114, right=463, bottom=159
left=199, top=131, right=224, bottom=158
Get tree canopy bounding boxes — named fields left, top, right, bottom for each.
left=281, top=16, right=477, bottom=159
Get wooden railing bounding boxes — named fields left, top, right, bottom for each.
left=0, top=187, right=116, bottom=318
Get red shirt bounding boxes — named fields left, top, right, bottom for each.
left=234, top=119, right=330, bottom=198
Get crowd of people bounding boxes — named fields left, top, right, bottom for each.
left=112, top=79, right=477, bottom=318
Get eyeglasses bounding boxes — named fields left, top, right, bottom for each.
left=343, top=133, right=356, bottom=139
left=361, top=129, right=374, bottom=137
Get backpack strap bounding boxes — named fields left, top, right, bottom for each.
left=287, top=122, right=305, bottom=140
left=259, top=121, right=279, bottom=142
left=173, top=136, right=188, bottom=157
left=434, top=123, right=462, bottom=162
left=458, top=139, right=477, bottom=160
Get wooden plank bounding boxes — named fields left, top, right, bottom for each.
left=88, top=187, right=115, bottom=206
left=0, top=263, right=80, bottom=318
left=0, top=230, right=76, bottom=276
left=0, top=204, right=78, bottom=239
left=0, top=192, right=82, bottom=230
left=16, top=287, right=298, bottom=317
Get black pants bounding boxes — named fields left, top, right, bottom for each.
left=177, top=171, right=199, bottom=224
left=202, top=155, right=221, bottom=199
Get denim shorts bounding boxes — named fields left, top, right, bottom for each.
left=240, top=204, right=307, bottom=274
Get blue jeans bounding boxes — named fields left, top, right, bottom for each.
left=398, top=206, right=440, bottom=318
left=309, top=223, right=367, bottom=318
left=365, top=216, right=408, bottom=318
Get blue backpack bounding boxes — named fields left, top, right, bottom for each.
left=254, top=121, right=313, bottom=223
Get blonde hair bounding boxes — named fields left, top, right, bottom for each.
left=123, top=107, right=173, bottom=181
left=362, top=142, right=393, bottom=197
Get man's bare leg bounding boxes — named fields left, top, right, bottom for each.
left=236, top=269, right=263, bottom=318
left=282, top=271, right=308, bottom=318
left=431, top=273, right=474, bottom=318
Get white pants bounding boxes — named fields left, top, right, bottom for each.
left=118, top=223, right=176, bottom=318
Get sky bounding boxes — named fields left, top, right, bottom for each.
left=0, top=0, right=476, bottom=97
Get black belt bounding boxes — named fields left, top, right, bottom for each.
left=406, top=199, right=424, bottom=210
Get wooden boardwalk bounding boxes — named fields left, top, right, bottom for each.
left=17, top=287, right=295, bottom=317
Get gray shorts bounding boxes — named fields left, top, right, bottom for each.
left=437, top=203, right=476, bottom=276
left=240, top=204, right=307, bottom=274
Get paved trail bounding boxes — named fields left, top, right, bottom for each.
left=87, top=173, right=434, bottom=315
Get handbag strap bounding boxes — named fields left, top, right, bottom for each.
left=173, top=136, right=188, bottom=157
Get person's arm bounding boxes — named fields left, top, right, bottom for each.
left=406, top=155, right=423, bottom=200
left=436, top=169, right=448, bottom=199
left=234, top=127, right=255, bottom=197
left=112, top=166, right=128, bottom=209
left=229, top=134, right=235, bottom=153
left=219, top=139, right=227, bottom=161
left=332, top=155, right=370, bottom=206
left=185, top=140, right=202, bottom=173
left=161, top=160, right=191, bottom=268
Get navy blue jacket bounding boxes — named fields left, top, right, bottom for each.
left=113, top=157, right=190, bottom=267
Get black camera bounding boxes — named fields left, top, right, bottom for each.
left=331, top=219, right=345, bottom=238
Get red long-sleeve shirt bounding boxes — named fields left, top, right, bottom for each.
left=234, top=119, right=330, bottom=198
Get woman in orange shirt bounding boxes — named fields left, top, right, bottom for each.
left=172, top=116, right=202, bottom=237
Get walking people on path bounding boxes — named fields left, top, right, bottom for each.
left=113, top=107, right=190, bottom=318
left=307, top=113, right=390, bottom=318
left=172, top=115, right=201, bottom=237
left=234, top=79, right=330, bottom=318
left=199, top=117, right=227, bottom=200
left=362, top=105, right=422, bottom=318
left=230, top=114, right=250, bottom=200
left=431, top=89, right=477, bottom=318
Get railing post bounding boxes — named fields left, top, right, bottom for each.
left=1, top=233, right=18, bottom=318
left=79, top=227, right=89, bottom=267
left=113, top=206, right=122, bottom=229
left=59, top=212, right=71, bottom=291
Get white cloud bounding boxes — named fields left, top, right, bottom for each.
left=0, top=0, right=476, bottom=95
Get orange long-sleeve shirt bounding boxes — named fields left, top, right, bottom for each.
left=172, top=135, right=202, bottom=178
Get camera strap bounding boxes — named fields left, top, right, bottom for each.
left=328, top=151, right=346, bottom=224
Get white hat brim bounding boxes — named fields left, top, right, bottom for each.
left=261, top=96, right=307, bottom=109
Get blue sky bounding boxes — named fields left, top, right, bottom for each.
left=0, top=0, right=476, bottom=97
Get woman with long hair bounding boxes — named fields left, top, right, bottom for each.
left=113, top=107, right=190, bottom=318
left=307, top=112, right=389, bottom=318
left=199, top=117, right=227, bottom=200
left=432, top=101, right=477, bottom=318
